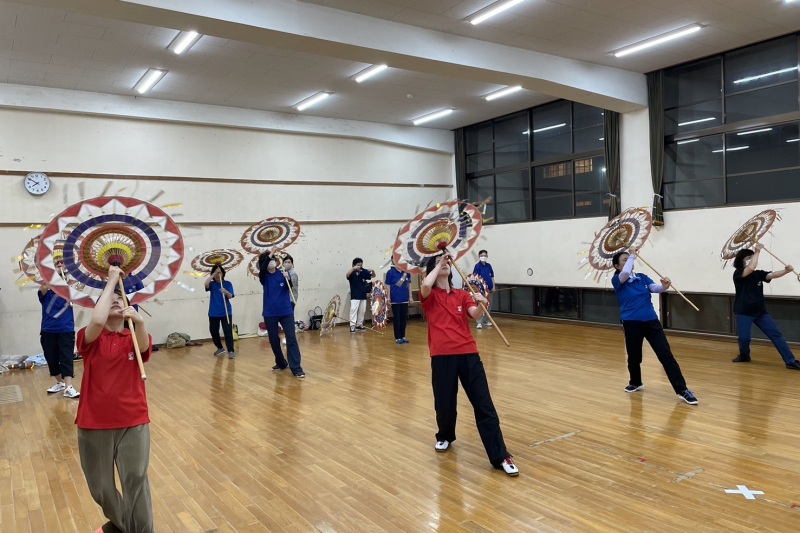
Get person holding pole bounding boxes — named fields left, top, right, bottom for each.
left=76, top=265, right=155, bottom=533
left=205, top=264, right=235, bottom=359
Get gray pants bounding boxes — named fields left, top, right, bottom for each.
left=78, top=425, right=153, bottom=533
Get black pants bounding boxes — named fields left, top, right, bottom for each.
left=431, top=354, right=509, bottom=466
left=622, top=320, right=687, bottom=394
left=209, top=317, right=234, bottom=352
left=41, top=331, right=75, bottom=378
left=391, top=303, right=408, bottom=340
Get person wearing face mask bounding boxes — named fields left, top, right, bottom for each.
left=472, top=250, right=494, bottom=329
left=731, top=243, right=799, bottom=369
left=40, top=253, right=79, bottom=398
left=204, top=264, right=235, bottom=359
left=612, top=247, right=698, bottom=405
left=282, top=254, right=299, bottom=307
left=76, top=266, right=155, bottom=533
left=259, top=251, right=305, bottom=378
left=346, top=257, right=375, bottom=333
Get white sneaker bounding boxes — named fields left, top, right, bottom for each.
left=476, top=323, right=483, bottom=329
left=63, top=386, right=80, bottom=399
left=499, top=456, right=519, bottom=476
left=434, top=440, right=450, bottom=452
left=47, top=382, right=66, bottom=394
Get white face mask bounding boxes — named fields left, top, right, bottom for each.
left=268, top=260, right=277, bottom=270
left=479, top=256, right=487, bottom=263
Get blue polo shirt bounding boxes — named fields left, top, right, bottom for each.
left=473, top=262, right=494, bottom=291
left=206, top=280, right=234, bottom=318
left=611, top=271, right=658, bottom=321
left=39, top=290, right=74, bottom=334
left=385, top=267, right=410, bottom=304
left=348, top=268, right=373, bottom=300
left=262, top=270, right=293, bottom=317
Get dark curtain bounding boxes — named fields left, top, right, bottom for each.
left=454, top=128, right=467, bottom=200
left=603, top=110, right=621, bottom=220
left=647, top=70, right=665, bottom=226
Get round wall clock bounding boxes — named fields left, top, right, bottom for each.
left=24, top=172, right=51, bottom=196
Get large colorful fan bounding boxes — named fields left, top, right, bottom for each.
left=392, top=200, right=483, bottom=275
left=35, top=196, right=184, bottom=308
left=247, top=255, right=260, bottom=278
left=588, top=208, right=653, bottom=272
left=370, top=281, right=389, bottom=330
left=246, top=251, right=289, bottom=278
left=17, top=235, right=43, bottom=286
left=191, top=249, right=244, bottom=273
left=241, top=217, right=300, bottom=254
left=466, top=273, right=489, bottom=296
left=720, top=209, right=779, bottom=261
left=320, top=294, right=341, bottom=335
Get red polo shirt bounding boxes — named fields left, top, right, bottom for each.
left=75, top=327, right=152, bottom=430
left=420, top=286, right=479, bottom=356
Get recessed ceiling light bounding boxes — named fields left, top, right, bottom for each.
left=353, top=64, right=388, bottom=83
left=677, top=117, right=716, bottom=127
left=412, top=109, right=453, bottom=126
left=612, top=24, right=702, bottom=58
left=293, top=92, right=331, bottom=112
left=711, top=146, right=749, bottom=153
left=737, top=128, right=773, bottom=136
left=168, top=30, right=201, bottom=54
left=733, top=66, right=798, bottom=85
left=469, top=0, right=528, bottom=25
left=484, top=85, right=522, bottom=101
left=133, top=68, right=167, bottom=94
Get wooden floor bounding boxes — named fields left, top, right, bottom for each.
left=2, top=318, right=800, bottom=532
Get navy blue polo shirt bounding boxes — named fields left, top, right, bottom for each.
left=611, top=271, right=658, bottom=321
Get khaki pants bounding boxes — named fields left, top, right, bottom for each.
left=78, top=424, right=153, bottom=533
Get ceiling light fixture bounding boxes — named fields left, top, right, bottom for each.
left=294, top=92, right=331, bottom=112
left=469, top=0, right=528, bottom=25
left=733, top=66, right=798, bottom=84
left=737, top=128, right=773, bottom=136
left=677, top=139, right=700, bottom=145
left=133, top=68, right=167, bottom=94
left=412, top=108, right=453, bottom=126
left=677, top=117, right=716, bottom=127
left=613, top=24, right=702, bottom=58
left=484, top=85, right=522, bottom=101
left=353, top=64, right=388, bottom=83
left=786, top=138, right=800, bottom=143
left=712, top=146, right=749, bottom=153
left=168, top=30, right=201, bottom=54
left=532, top=123, right=566, bottom=133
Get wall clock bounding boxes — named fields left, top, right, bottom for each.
left=24, top=172, right=51, bottom=196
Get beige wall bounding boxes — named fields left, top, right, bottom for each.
left=0, top=109, right=454, bottom=355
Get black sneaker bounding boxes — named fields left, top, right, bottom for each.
left=678, top=390, right=698, bottom=405
left=272, top=364, right=288, bottom=371
left=355, top=325, right=366, bottom=331
left=786, top=361, right=800, bottom=370
left=732, top=354, right=751, bottom=363
left=624, top=384, right=644, bottom=393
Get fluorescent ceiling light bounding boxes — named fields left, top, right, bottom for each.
left=469, top=0, right=527, bottom=25
left=613, top=24, right=702, bottom=58
left=532, top=123, right=566, bottom=133
left=712, top=146, right=749, bottom=153
left=412, top=108, right=453, bottom=126
left=733, top=66, right=798, bottom=84
left=168, top=30, right=201, bottom=54
left=294, top=92, right=331, bottom=111
left=133, top=68, right=167, bottom=94
left=786, top=138, right=800, bottom=143
left=678, top=117, right=716, bottom=127
left=484, top=85, right=522, bottom=101
left=737, top=128, right=773, bottom=136
left=353, top=64, right=388, bottom=83
left=677, top=139, right=700, bottom=145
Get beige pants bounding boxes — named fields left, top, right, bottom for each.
left=78, top=424, right=153, bottom=533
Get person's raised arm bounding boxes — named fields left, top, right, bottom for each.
left=122, top=306, right=149, bottom=357
left=766, top=264, right=794, bottom=280
left=84, top=266, right=123, bottom=344
left=618, top=247, right=637, bottom=284
left=421, top=256, right=449, bottom=298
left=742, top=244, right=762, bottom=277
left=467, top=292, right=487, bottom=321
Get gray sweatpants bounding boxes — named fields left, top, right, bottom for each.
left=78, top=424, right=153, bottom=533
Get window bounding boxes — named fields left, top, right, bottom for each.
left=663, top=33, right=800, bottom=209
left=463, top=101, right=606, bottom=224
left=492, top=284, right=618, bottom=325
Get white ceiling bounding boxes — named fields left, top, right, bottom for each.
left=1, top=0, right=800, bottom=131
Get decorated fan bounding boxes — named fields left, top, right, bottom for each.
left=721, top=209, right=778, bottom=261
left=16, top=235, right=43, bottom=286
left=320, top=294, right=341, bottom=335
left=466, top=273, right=489, bottom=297
left=246, top=251, right=289, bottom=279
left=588, top=208, right=653, bottom=272
left=392, top=200, right=482, bottom=275
left=241, top=217, right=300, bottom=254
left=370, top=280, right=390, bottom=330
left=191, top=248, right=244, bottom=273
left=35, top=196, right=184, bottom=308
left=721, top=209, right=799, bottom=281
left=247, top=255, right=260, bottom=278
